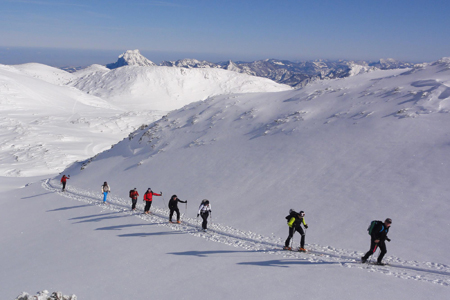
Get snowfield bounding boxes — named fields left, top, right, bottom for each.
left=0, top=62, right=290, bottom=177
left=1, top=58, right=450, bottom=300
left=69, top=65, right=293, bottom=111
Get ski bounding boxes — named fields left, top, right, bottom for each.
left=283, top=246, right=309, bottom=252
left=368, top=262, right=389, bottom=266
left=362, top=261, right=389, bottom=266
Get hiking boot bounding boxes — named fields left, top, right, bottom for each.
left=298, top=248, right=307, bottom=252
left=376, top=262, right=386, bottom=266
left=177, top=220, right=181, bottom=224
left=361, top=257, right=367, bottom=263
left=283, top=246, right=292, bottom=250
left=169, top=220, right=173, bottom=223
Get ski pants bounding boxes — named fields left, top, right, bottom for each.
left=169, top=208, right=180, bottom=221
left=62, top=182, right=67, bottom=191
left=131, top=198, right=137, bottom=210
left=200, top=211, right=209, bottom=229
left=363, top=239, right=387, bottom=263
left=285, top=226, right=305, bottom=248
left=103, top=192, right=108, bottom=202
left=144, top=201, right=153, bottom=212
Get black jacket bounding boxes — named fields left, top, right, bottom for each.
left=168, top=198, right=187, bottom=210
left=371, top=221, right=390, bottom=241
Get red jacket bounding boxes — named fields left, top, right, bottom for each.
left=61, top=176, right=69, bottom=183
left=130, top=190, right=139, bottom=200
left=144, top=191, right=161, bottom=202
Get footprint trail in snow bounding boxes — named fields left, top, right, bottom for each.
left=43, top=179, right=450, bottom=286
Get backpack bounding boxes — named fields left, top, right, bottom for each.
left=199, top=199, right=209, bottom=208
left=285, top=209, right=297, bottom=223
left=367, top=220, right=382, bottom=235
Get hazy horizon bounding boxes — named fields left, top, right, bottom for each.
left=0, top=46, right=438, bottom=68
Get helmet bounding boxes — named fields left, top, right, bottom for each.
left=385, top=218, right=392, bottom=224
left=299, top=211, right=305, bottom=217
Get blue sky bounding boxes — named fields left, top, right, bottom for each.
left=1, top=0, right=449, bottom=66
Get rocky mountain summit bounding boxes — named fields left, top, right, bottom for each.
left=106, top=49, right=156, bottom=69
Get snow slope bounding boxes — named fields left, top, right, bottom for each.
left=62, top=59, right=450, bottom=263
left=0, top=64, right=164, bottom=176
left=1, top=59, right=450, bottom=300
left=0, top=61, right=289, bottom=176
left=69, top=65, right=293, bottom=111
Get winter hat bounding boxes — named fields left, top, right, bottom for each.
left=385, top=218, right=392, bottom=224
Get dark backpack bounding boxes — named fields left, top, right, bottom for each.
left=367, top=220, right=382, bottom=235
left=285, top=209, right=297, bottom=223
left=129, top=190, right=134, bottom=198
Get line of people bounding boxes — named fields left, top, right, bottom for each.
left=129, top=187, right=210, bottom=229
left=62, top=176, right=392, bottom=263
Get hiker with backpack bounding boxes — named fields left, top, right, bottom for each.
left=284, top=209, right=309, bottom=252
left=101, top=182, right=111, bottom=203
left=168, top=195, right=187, bottom=223
left=197, top=199, right=212, bottom=231
left=361, top=218, right=392, bottom=265
left=60, top=175, right=70, bottom=192
left=129, top=188, right=139, bottom=211
left=143, top=188, right=162, bottom=214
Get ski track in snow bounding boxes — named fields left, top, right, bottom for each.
left=43, top=179, right=450, bottom=286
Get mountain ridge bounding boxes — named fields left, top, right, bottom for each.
left=104, top=50, right=417, bottom=88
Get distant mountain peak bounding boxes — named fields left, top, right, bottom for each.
left=106, top=49, right=156, bottom=69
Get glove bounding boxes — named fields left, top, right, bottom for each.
left=304, top=224, right=308, bottom=229
left=197, top=214, right=199, bottom=217
left=386, top=238, right=391, bottom=242
left=160, top=192, right=162, bottom=195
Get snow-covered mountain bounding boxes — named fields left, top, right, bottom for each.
left=0, top=63, right=165, bottom=176
left=63, top=58, right=450, bottom=263
left=69, top=65, right=292, bottom=111
left=100, top=50, right=415, bottom=89
left=159, top=57, right=415, bottom=88
left=0, top=60, right=291, bottom=176
left=1, top=58, right=449, bottom=300
left=106, top=49, right=157, bottom=69
left=160, top=58, right=218, bottom=69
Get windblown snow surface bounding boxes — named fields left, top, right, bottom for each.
left=2, top=59, right=450, bottom=300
